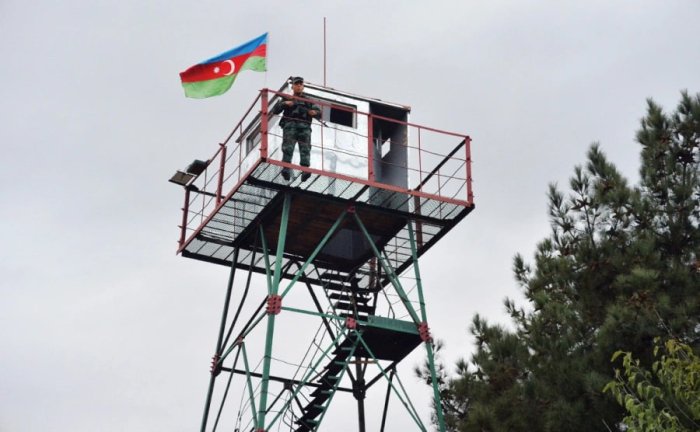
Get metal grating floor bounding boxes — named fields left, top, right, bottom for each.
left=181, top=161, right=473, bottom=287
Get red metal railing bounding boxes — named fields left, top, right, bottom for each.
left=178, top=88, right=473, bottom=250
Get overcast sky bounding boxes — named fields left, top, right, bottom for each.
left=2, top=1, right=699, bottom=431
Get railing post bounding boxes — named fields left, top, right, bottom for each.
left=216, top=143, right=226, bottom=204
left=179, top=187, right=191, bottom=248
left=238, top=124, right=243, bottom=183
left=321, top=121, right=325, bottom=172
left=260, top=89, right=269, bottom=160
left=465, top=136, right=473, bottom=205
left=417, top=128, right=423, bottom=190
left=367, top=114, right=374, bottom=182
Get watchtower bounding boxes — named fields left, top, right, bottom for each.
left=170, top=80, right=474, bottom=432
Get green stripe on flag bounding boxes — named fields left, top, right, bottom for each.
left=180, top=56, right=265, bottom=98
left=241, top=56, right=266, bottom=72
left=182, top=75, right=236, bottom=99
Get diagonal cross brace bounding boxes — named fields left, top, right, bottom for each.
left=352, top=213, right=421, bottom=324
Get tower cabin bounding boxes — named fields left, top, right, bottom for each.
left=171, top=79, right=474, bottom=291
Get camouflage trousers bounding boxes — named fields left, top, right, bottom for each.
left=281, top=126, right=312, bottom=167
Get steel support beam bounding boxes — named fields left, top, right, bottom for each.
left=256, top=193, right=292, bottom=430
left=200, top=247, right=240, bottom=432
left=409, top=222, right=446, bottom=432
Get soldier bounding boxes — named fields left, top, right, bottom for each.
left=274, top=76, right=321, bottom=181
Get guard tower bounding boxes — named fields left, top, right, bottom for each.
left=170, top=80, right=474, bottom=432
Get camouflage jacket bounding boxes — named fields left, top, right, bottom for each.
left=273, top=93, right=321, bottom=129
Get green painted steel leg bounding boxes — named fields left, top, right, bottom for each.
left=257, top=193, right=292, bottom=430
left=354, top=332, right=426, bottom=431
left=200, top=247, right=240, bottom=432
left=355, top=360, right=367, bottom=432
left=240, top=343, right=259, bottom=427
left=379, top=370, right=395, bottom=432
left=408, top=222, right=446, bottom=432
left=212, top=345, right=243, bottom=432
left=259, top=226, right=272, bottom=294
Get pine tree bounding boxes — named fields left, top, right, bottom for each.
left=421, top=92, right=700, bottom=431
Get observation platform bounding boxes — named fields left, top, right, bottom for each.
left=172, top=83, right=474, bottom=288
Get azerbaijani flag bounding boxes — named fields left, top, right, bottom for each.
left=179, top=32, right=268, bottom=99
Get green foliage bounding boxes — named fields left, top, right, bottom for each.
left=603, top=338, right=700, bottom=431
left=420, top=92, right=700, bottom=431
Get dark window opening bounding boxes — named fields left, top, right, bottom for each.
left=329, top=106, right=354, bottom=128
left=318, top=99, right=356, bottom=128
left=246, top=125, right=261, bottom=154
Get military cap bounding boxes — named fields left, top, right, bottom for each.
left=291, top=76, right=304, bottom=84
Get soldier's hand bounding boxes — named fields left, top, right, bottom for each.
left=308, top=109, right=318, bottom=117
left=283, top=100, right=294, bottom=107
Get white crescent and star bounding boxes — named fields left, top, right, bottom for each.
left=213, top=60, right=236, bottom=76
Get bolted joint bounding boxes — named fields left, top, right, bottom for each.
left=352, top=386, right=366, bottom=400
left=266, top=294, right=282, bottom=315
left=345, top=317, right=357, bottom=329
left=210, top=354, right=222, bottom=377
left=347, top=205, right=356, bottom=214
left=235, top=336, right=244, bottom=346
left=418, top=322, right=432, bottom=343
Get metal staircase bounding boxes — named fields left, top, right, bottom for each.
left=294, top=334, right=358, bottom=432
left=321, top=271, right=376, bottom=321
left=291, top=272, right=378, bottom=432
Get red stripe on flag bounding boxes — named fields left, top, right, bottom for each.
left=179, top=44, right=266, bottom=83
left=249, top=43, right=266, bottom=58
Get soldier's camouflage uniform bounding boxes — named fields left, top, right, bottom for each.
left=274, top=93, right=321, bottom=168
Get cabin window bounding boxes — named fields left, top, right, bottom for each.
left=246, top=125, right=261, bottom=154
left=320, top=101, right=356, bottom=128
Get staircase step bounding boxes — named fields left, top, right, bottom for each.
left=310, top=387, right=332, bottom=398
left=339, top=312, right=368, bottom=320
left=295, top=417, right=319, bottom=431
left=320, top=374, right=340, bottom=387
left=329, top=351, right=348, bottom=359
left=320, top=272, right=360, bottom=283
left=300, top=404, right=324, bottom=420
left=333, top=301, right=374, bottom=314
left=309, top=395, right=330, bottom=409
left=328, top=292, right=370, bottom=304
left=332, top=345, right=356, bottom=356
left=325, top=361, right=344, bottom=375
left=332, top=346, right=354, bottom=356
left=322, top=281, right=355, bottom=292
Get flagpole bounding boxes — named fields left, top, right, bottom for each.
left=265, top=32, right=270, bottom=88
